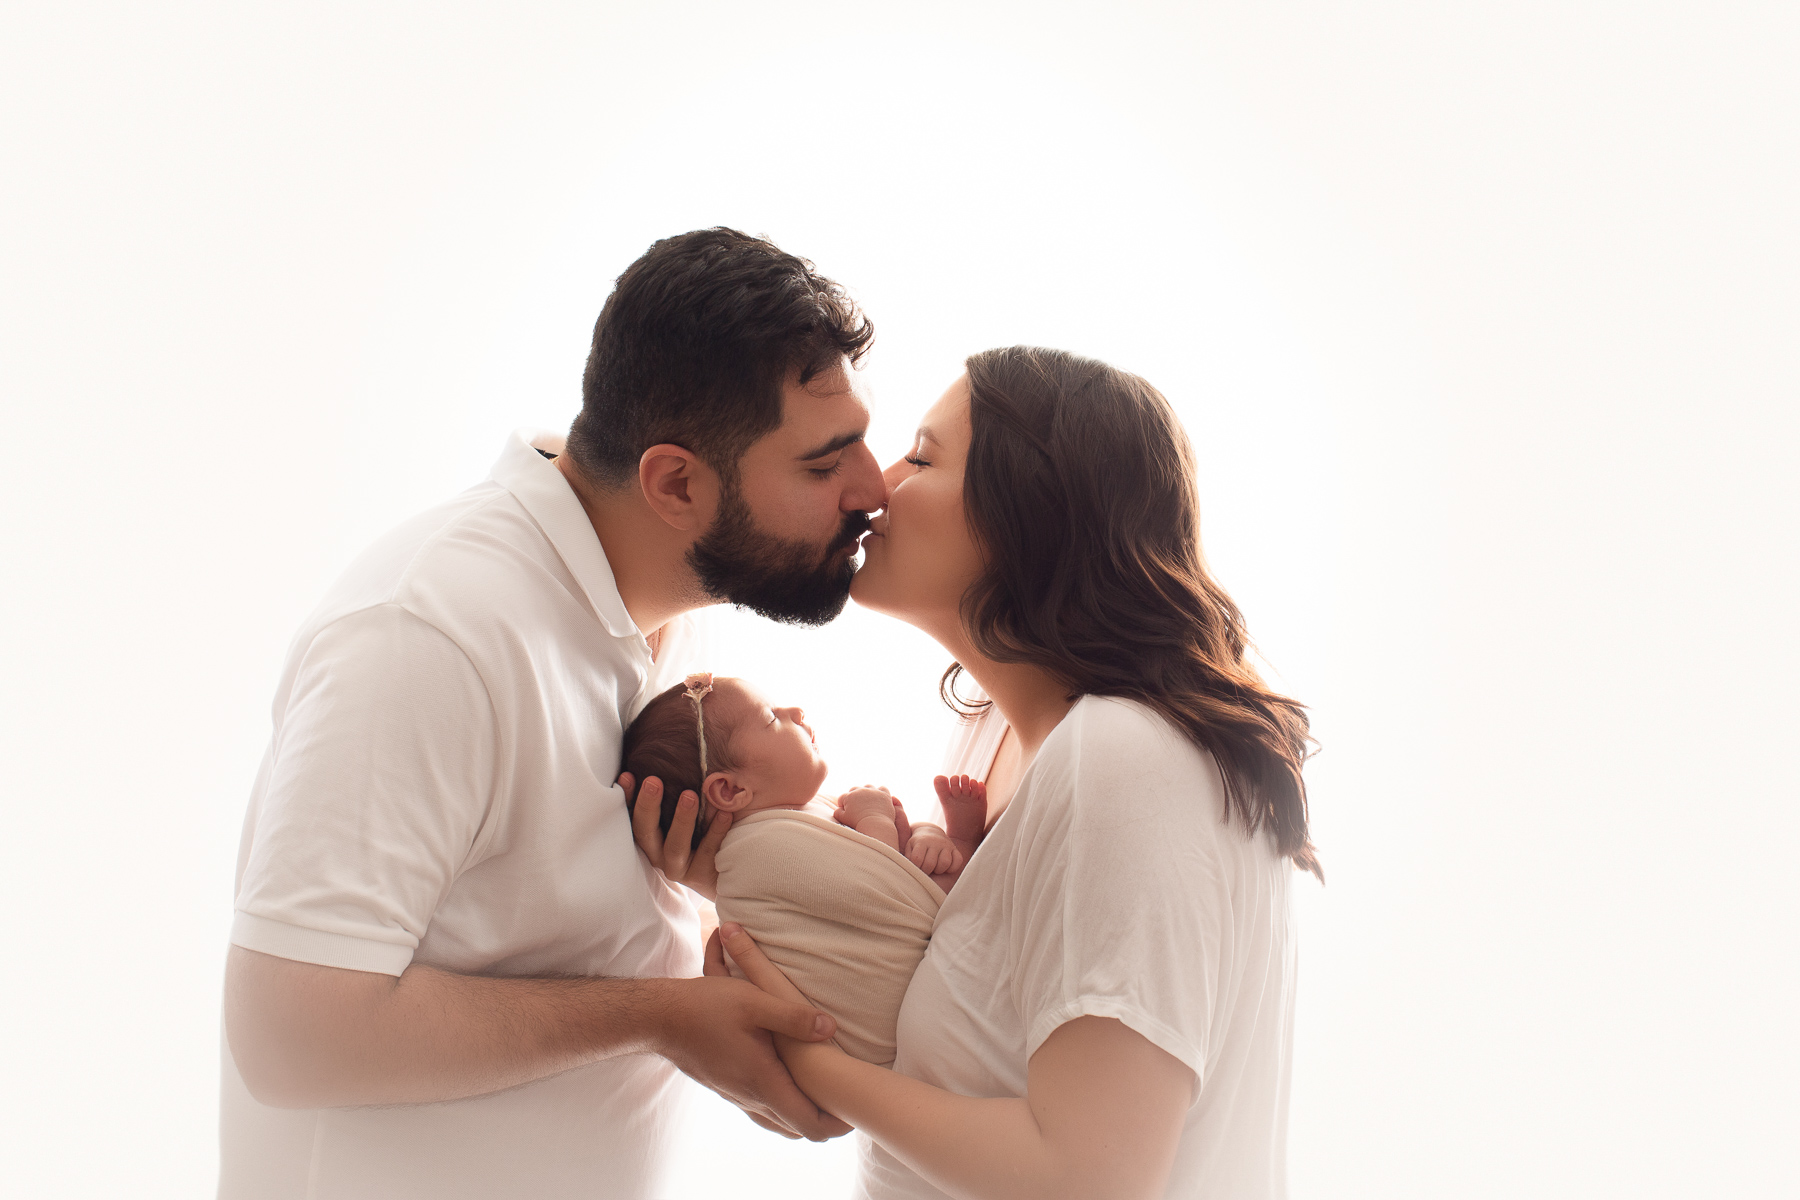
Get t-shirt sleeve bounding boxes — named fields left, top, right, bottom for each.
left=1008, top=703, right=1225, bottom=1094
left=232, top=603, right=498, bottom=976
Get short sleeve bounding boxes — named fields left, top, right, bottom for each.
left=1008, top=701, right=1224, bottom=1094
left=232, top=604, right=497, bottom=976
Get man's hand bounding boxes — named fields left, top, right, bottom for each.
left=665, top=931, right=852, bottom=1141
left=624, top=771, right=729, bottom=900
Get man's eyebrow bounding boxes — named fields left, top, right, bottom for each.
left=795, top=430, right=867, bottom=461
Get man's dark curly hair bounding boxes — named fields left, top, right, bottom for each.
left=567, top=228, right=874, bottom=489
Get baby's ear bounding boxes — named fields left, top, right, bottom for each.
left=703, top=771, right=752, bottom=812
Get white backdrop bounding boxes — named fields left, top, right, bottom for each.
left=2, top=3, right=1795, bottom=1197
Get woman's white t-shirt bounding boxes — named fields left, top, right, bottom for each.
left=857, top=694, right=1297, bottom=1199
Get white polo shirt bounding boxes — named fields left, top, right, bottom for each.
left=222, top=431, right=703, bottom=1200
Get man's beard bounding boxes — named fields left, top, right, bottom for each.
left=687, top=483, right=872, bottom=627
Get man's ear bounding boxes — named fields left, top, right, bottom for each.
left=639, top=443, right=717, bottom=533
left=703, top=771, right=752, bottom=812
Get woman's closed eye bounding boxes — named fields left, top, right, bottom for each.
left=903, top=454, right=931, bottom=468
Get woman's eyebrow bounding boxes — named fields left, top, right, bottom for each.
left=915, top=426, right=939, bottom=445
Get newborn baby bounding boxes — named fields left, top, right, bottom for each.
left=622, top=673, right=986, bottom=1065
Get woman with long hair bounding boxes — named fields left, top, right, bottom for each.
left=700, top=346, right=1313, bottom=1198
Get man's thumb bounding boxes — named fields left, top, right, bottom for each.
left=759, top=995, right=836, bottom=1042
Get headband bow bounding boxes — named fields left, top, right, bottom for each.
left=683, top=672, right=715, bottom=776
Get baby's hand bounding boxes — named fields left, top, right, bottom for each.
left=905, top=826, right=965, bottom=876
left=836, top=785, right=900, bottom=829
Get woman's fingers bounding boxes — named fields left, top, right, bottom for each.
left=719, top=923, right=820, bottom=1012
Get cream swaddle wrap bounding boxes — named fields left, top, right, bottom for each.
left=714, top=808, right=945, bottom=1067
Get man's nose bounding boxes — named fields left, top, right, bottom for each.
left=842, top=441, right=887, bottom=513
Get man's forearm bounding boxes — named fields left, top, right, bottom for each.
left=226, top=946, right=673, bottom=1108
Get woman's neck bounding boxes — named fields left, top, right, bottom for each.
left=954, top=655, right=1076, bottom=760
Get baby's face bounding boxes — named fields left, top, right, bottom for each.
left=711, top=677, right=829, bottom=810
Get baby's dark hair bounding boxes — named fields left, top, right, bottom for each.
left=621, top=681, right=739, bottom=850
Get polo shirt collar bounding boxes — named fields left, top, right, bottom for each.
left=489, top=429, right=641, bottom=640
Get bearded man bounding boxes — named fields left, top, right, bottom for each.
left=221, top=229, right=882, bottom=1198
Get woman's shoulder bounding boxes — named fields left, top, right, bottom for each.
left=1027, top=695, right=1228, bottom=824
left=1058, top=694, right=1210, bottom=766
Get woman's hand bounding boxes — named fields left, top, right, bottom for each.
left=622, top=771, right=730, bottom=901
left=714, top=925, right=847, bottom=1067
left=710, top=923, right=853, bottom=1133
left=713, top=922, right=818, bottom=1010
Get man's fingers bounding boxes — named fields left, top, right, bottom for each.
left=756, top=1069, right=850, bottom=1142
left=721, top=924, right=830, bottom=1025
left=631, top=775, right=665, bottom=862
left=752, top=990, right=836, bottom=1043
left=664, top=791, right=699, bottom=878
left=787, top=1104, right=853, bottom=1141
left=692, top=807, right=731, bottom=874
left=744, top=1110, right=802, bottom=1139
left=703, top=928, right=732, bottom=978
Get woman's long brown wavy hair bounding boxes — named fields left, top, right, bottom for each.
left=947, top=346, right=1322, bottom=880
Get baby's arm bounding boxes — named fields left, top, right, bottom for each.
left=835, top=786, right=904, bottom=852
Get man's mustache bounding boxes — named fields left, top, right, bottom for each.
left=830, top=511, right=874, bottom=553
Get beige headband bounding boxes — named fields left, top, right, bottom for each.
left=683, top=672, right=715, bottom=777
